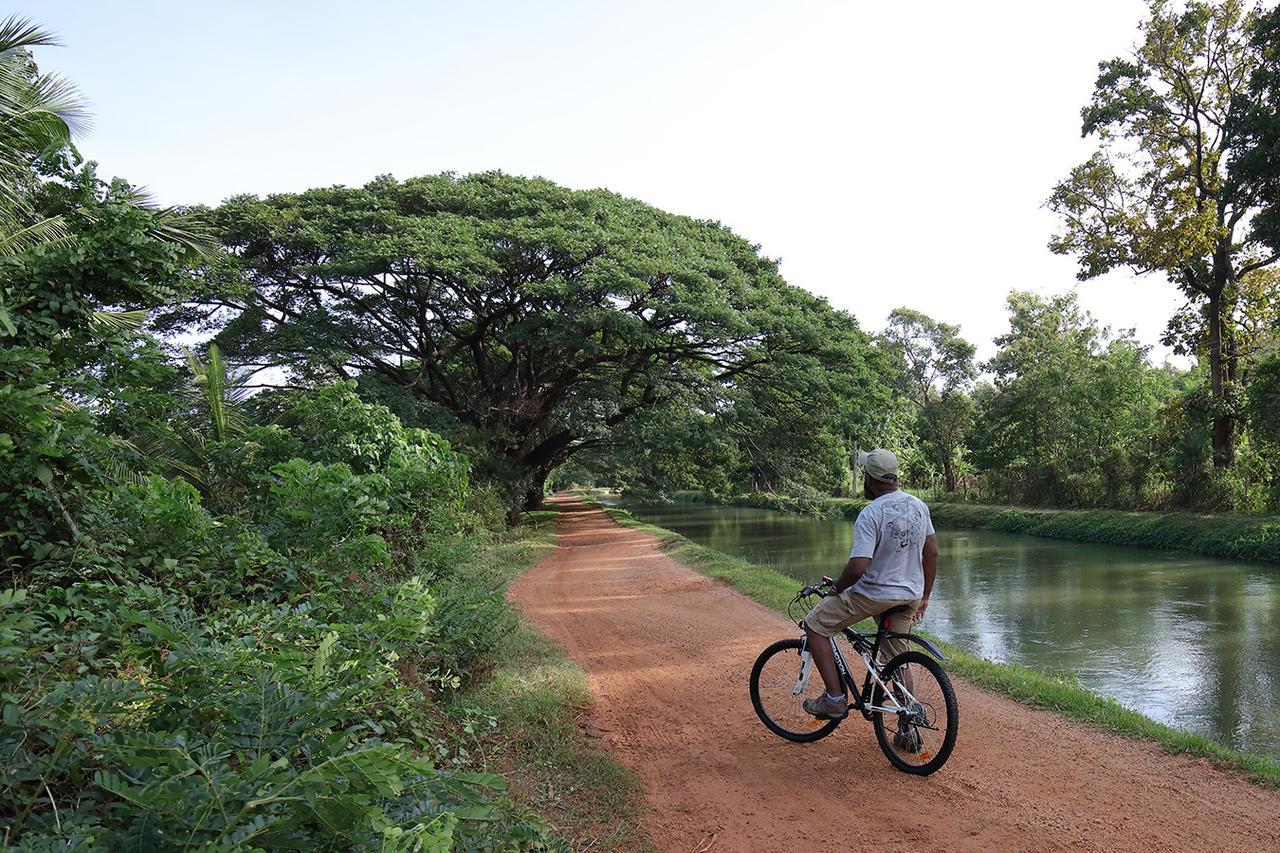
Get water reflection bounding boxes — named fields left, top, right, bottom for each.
left=622, top=502, right=1280, bottom=758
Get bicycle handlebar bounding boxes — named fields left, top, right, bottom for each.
left=794, top=575, right=836, bottom=601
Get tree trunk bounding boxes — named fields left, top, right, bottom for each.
left=1206, top=286, right=1236, bottom=468
left=505, top=469, right=550, bottom=526
left=943, top=455, right=958, bottom=493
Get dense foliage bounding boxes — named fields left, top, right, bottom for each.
left=0, top=178, right=549, bottom=843
left=2, top=377, right=554, bottom=848
left=968, top=292, right=1177, bottom=507
left=879, top=309, right=977, bottom=493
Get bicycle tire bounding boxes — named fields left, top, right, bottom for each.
left=749, top=638, right=842, bottom=743
left=871, top=649, right=958, bottom=775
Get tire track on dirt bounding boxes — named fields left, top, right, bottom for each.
left=510, top=497, right=1280, bottom=852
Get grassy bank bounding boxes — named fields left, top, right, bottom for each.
left=585, top=499, right=1280, bottom=788
left=451, top=510, right=651, bottom=850
left=665, top=490, right=1280, bottom=564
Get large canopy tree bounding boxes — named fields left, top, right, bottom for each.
left=185, top=172, right=884, bottom=518
left=1047, top=0, right=1275, bottom=468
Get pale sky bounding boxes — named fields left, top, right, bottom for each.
left=18, top=0, right=1186, bottom=363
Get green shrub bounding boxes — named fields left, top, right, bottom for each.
left=2, top=382, right=556, bottom=847
left=429, top=576, right=520, bottom=685
left=0, top=579, right=548, bottom=848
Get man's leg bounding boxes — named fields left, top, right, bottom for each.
left=880, top=600, right=922, bottom=694
left=800, top=591, right=877, bottom=717
left=881, top=600, right=925, bottom=752
left=804, top=623, right=843, bottom=697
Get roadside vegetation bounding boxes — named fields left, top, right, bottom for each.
left=586, top=501, right=1280, bottom=787
left=444, top=515, right=650, bottom=850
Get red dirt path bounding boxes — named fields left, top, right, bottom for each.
left=510, top=496, right=1280, bottom=852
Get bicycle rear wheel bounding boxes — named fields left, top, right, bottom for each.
left=749, top=638, right=842, bottom=742
left=871, top=650, right=958, bottom=775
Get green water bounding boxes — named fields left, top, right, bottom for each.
left=618, top=501, right=1280, bottom=759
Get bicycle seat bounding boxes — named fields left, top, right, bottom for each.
left=884, top=605, right=912, bottom=615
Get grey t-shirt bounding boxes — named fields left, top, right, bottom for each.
left=849, top=490, right=935, bottom=600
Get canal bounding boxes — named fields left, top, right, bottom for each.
left=619, top=501, right=1280, bottom=759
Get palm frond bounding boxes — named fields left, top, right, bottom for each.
left=24, top=69, right=90, bottom=138
left=89, top=309, right=149, bottom=334
left=0, top=16, right=61, bottom=54
left=186, top=344, right=250, bottom=442
left=108, top=187, right=219, bottom=260
left=148, top=206, right=220, bottom=260
left=101, top=436, right=150, bottom=486
left=0, top=58, right=87, bottom=149
left=0, top=17, right=86, bottom=258
left=0, top=214, right=70, bottom=259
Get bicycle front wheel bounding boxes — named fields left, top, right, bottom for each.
left=871, top=649, right=958, bottom=775
left=749, top=638, right=842, bottom=743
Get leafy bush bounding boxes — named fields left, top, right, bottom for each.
left=1, top=579, right=549, bottom=848
left=2, top=382, right=557, bottom=847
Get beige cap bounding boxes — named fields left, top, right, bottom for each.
left=858, top=448, right=899, bottom=482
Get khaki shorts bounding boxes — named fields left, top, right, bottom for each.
left=804, top=589, right=921, bottom=662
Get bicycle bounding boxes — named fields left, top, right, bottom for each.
left=748, top=577, right=959, bottom=775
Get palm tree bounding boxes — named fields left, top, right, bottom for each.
left=138, top=344, right=255, bottom=503
left=0, top=15, right=86, bottom=262
left=0, top=16, right=213, bottom=338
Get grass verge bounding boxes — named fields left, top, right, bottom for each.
left=447, top=510, right=652, bottom=851
left=663, top=490, right=1280, bottom=564
left=585, top=499, right=1280, bottom=788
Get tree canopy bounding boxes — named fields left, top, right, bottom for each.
left=971, top=292, right=1176, bottom=507
left=186, top=172, right=888, bottom=515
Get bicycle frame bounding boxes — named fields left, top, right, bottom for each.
left=795, top=628, right=922, bottom=722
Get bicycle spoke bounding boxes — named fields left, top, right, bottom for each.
left=752, top=641, right=843, bottom=738
left=879, top=660, right=952, bottom=767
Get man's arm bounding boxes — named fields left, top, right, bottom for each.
left=917, top=534, right=938, bottom=618
left=834, top=556, right=870, bottom=593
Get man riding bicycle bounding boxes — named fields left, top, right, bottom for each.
left=801, top=448, right=938, bottom=722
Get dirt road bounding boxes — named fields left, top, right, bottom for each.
left=510, top=497, right=1280, bottom=852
